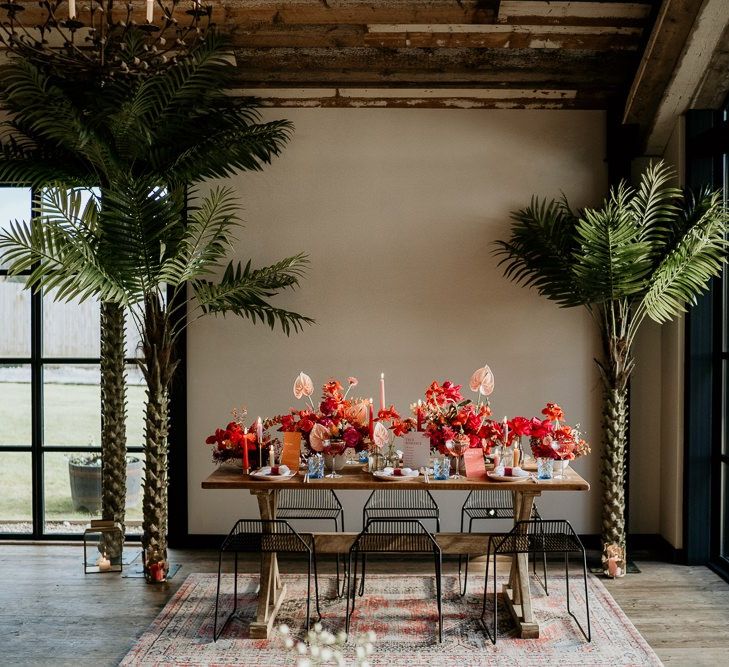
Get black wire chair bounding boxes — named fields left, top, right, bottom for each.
left=213, top=519, right=321, bottom=641
left=359, top=489, right=440, bottom=595
left=479, top=519, right=591, bottom=644
left=458, top=490, right=548, bottom=596
left=346, top=519, right=443, bottom=643
left=277, top=488, right=346, bottom=597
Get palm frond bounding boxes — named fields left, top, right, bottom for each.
left=493, top=196, right=585, bottom=306
left=572, top=183, right=653, bottom=301
left=192, top=256, right=313, bottom=335
left=640, top=190, right=728, bottom=323
left=628, top=160, right=681, bottom=245
left=158, top=186, right=241, bottom=285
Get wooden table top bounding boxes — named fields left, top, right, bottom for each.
left=202, top=465, right=590, bottom=492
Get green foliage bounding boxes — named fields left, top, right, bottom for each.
left=0, top=29, right=311, bottom=340
left=495, top=161, right=728, bottom=331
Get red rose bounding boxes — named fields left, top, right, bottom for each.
left=299, top=418, right=314, bottom=433
left=342, top=426, right=362, bottom=449
left=320, top=397, right=339, bottom=417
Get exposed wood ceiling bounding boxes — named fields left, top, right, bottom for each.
left=210, top=0, right=659, bottom=109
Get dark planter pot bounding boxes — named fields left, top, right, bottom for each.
left=69, top=458, right=143, bottom=513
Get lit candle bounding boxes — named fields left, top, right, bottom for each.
left=269, top=443, right=275, bottom=466
left=379, top=372, right=386, bottom=411
left=242, top=426, right=249, bottom=472
left=416, top=399, right=423, bottom=431
left=257, top=416, right=263, bottom=443
left=368, top=398, right=374, bottom=442
left=97, top=552, right=111, bottom=572
left=146, top=0, right=154, bottom=23
left=503, top=416, right=509, bottom=446
left=68, top=0, right=76, bottom=19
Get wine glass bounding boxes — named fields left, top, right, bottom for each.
left=446, top=435, right=468, bottom=479
left=322, top=439, right=346, bottom=478
left=550, top=438, right=567, bottom=479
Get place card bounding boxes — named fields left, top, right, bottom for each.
left=464, top=448, right=487, bottom=479
left=281, top=432, right=302, bottom=469
left=402, top=432, right=431, bottom=469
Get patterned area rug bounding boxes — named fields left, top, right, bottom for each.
left=121, top=573, right=662, bottom=666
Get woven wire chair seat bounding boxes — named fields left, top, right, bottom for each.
left=480, top=519, right=591, bottom=644
left=275, top=488, right=346, bottom=597
left=277, top=488, right=344, bottom=521
left=214, top=519, right=321, bottom=641
left=459, top=489, right=546, bottom=596
left=363, top=489, right=440, bottom=528
left=346, top=519, right=443, bottom=643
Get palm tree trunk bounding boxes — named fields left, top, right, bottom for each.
left=139, top=293, right=178, bottom=578
left=599, top=328, right=632, bottom=577
left=100, top=301, right=127, bottom=558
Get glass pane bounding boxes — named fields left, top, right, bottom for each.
left=0, top=364, right=31, bottom=447
left=127, top=365, right=146, bottom=449
left=43, top=364, right=101, bottom=447
left=723, top=463, right=729, bottom=559
left=43, top=293, right=100, bottom=358
left=43, top=450, right=145, bottom=534
left=0, top=187, right=32, bottom=270
left=0, top=276, right=31, bottom=357
left=0, top=451, right=32, bottom=534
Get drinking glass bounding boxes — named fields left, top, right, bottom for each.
left=307, top=455, right=324, bottom=479
left=537, top=457, right=554, bottom=480
left=322, top=439, right=346, bottom=478
left=433, top=457, right=450, bottom=480
left=445, top=438, right=467, bottom=479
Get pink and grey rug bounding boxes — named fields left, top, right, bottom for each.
left=121, top=573, right=662, bottom=666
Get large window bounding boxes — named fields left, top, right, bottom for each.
left=0, top=187, right=146, bottom=538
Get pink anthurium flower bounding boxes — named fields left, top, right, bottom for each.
left=293, top=372, right=314, bottom=400
left=373, top=422, right=389, bottom=449
left=469, top=364, right=494, bottom=396
left=309, top=423, right=330, bottom=452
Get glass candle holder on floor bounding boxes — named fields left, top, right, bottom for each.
left=537, top=457, right=554, bottom=480
left=433, top=457, right=450, bottom=480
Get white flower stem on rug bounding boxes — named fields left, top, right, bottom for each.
left=278, top=623, right=376, bottom=666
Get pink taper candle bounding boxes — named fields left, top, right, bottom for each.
left=380, top=372, right=386, bottom=411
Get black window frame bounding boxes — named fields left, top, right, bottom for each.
left=684, top=105, right=729, bottom=583
left=0, top=185, right=187, bottom=543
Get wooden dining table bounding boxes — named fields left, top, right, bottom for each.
left=202, top=465, right=590, bottom=639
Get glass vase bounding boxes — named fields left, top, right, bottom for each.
left=143, top=547, right=168, bottom=584
left=501, top=443, right=515, bottom=468
left=433, top=457, right=450, bottom=480
left=537, top=457, right=554, bottom=480
left=553, top=459, right=570, bottom=479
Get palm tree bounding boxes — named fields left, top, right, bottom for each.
left=494, top=162, right=727, bottom=574
left=0, top=32, right=312, bottom=568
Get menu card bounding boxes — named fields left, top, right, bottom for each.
left=402, top=432, right=431, bottom=469
left=281, top=432, right=302, bottom=469
left=464, top=448, right=487, bottom=479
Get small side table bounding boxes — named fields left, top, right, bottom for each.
left=83, top=519, right=123, bottom=574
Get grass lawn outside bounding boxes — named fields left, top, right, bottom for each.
left=0, top=377, right=147, bottom=533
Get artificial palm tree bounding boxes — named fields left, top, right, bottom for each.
left=0, top=31, right=311, bottom=569
left=494, top=162, right=727, bottom=574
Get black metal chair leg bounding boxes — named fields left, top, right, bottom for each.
left=345, top=551, right=353, bottom=636
left=492, top=547, right=498, bottom=645
left=435, top=550, right=443, bottom=643
left=305, top=552, right=312, bottom=634
left=358, top=553, right=367, bottom=597
left=312, top=544, right=322, bottom=621
left=213, top=550, right=223, bottom=641
left=582, top=550, right=592, bottom=642
left=233, top=551, right=239, bottom=617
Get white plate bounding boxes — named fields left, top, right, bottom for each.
left=486, top=472, right=525, bottom=483
left=373, top=470, right=419, bottom=482
left=250, top=469, right=297, bottom=481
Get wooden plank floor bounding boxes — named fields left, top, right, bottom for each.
left=1, top=544, right=728, bottom=666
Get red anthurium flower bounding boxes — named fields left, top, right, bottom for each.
left=509, top=416, right=532, bottom=437
left=542, top=403, right=565, bottom=422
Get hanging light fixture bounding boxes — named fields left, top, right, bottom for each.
left=0, top=1, right=214, bottom=79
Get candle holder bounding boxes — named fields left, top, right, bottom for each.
left=83, top=520, right=123, bottom=574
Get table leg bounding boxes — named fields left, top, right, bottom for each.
left=503, top=490, right=540, bottom=638
left=249, top=489, right=287, bottom=639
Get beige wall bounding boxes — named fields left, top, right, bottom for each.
left=187, top=108, right=609, bottom=535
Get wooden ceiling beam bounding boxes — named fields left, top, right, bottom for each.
left=232, top=24, right=643, bottom=50
left=497, top=1, right=653, bottom=26
left=623, top=0, right=703, bottom=127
